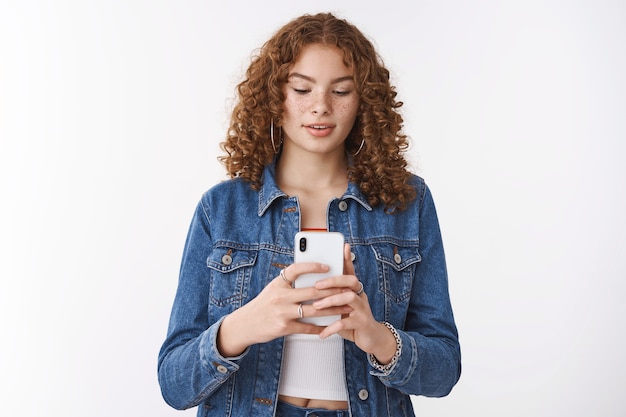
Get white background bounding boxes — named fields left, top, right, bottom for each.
left=1, top=1, right=625, bottom=416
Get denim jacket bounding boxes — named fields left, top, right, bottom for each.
left=158, top=163, right=461, bottom=417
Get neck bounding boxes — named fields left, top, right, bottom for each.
left=276, top=150, right=348, bottom=192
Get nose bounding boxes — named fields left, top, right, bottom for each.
left=311, top=91, right=331, bottom=115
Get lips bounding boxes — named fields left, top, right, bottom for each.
left=305, top=124, right=335, bottom=137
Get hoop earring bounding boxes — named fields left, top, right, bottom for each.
left=350, top=138, right=365, bottom=156
left=270, top=120, right=283, bottom=153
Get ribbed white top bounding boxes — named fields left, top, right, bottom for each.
left=278, top=333, right=348, bottom=401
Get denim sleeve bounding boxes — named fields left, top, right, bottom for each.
left=370, top=183, right=461, bottom=397
left=157, top=197, right=249, bottom=410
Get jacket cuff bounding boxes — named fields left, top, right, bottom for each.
left=369, top=329, right=416, bottom=384
left=199, top=315, right=250, bottom=380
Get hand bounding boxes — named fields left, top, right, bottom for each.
left=217, top=262, right=349, bottom=357
left=312, top=244, right=398, bottom=364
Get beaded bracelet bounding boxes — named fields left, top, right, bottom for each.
left=367, top=321, right=402, bottom=373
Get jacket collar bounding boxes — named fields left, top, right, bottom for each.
left=257, top=161, right=372, bottom=216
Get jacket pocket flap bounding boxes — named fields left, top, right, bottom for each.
left=370, top=242, right=421, bottom=271
left=207, top=243, right=258, bottom=273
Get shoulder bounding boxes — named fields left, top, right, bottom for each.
left=199, top=177, right=257, bottom=208
left=407, top=173, right=426, bottom=191
left=203, top=177, right=254, bottom=196
left=405, top=173, right=428, bottom=209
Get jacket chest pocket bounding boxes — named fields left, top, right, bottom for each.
left=207, top=243, right=258, bottom=307
left=370, top=241, right=421, bottom=303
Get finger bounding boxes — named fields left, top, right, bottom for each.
left=291, top=262, right=331, bottom=275
left=301, top=303, right=352, bottom=319
left=312, top=290, right=362, bottom=309
left=279, top=268, right=292, bottom=286
left=276, top=262, right=330, bottom=286
left=319, top=317, right=353, bottom=340
left=314, top=274, right=359, bottom=290
left=290, top=322, right=325, bottom=336
left=285, top=286, right=345, bottom=305
left=355, top=280, right=364, bottom=296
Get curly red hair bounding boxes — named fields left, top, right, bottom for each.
left=219, top=12, right=416, bottom=211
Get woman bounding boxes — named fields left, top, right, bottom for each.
left=158, top=12, right=461, bottom=417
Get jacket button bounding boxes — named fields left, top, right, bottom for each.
left=393, top=253, right=402, bottom=264
left=338, top=200, right=348, bottom=211
left=358, top=389, right=369, bottom=400
left=216, top=365, right=228, bottom=374
left=221, top=254, right=233, bottom=265
left=350, top=251, right=356, bottom=262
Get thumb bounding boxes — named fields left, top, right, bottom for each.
left=343, top=243, right=355, bottom=275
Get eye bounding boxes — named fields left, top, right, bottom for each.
left=333, top=90, right=352, bottom=96
left=293, top=88, right=310, bottom=94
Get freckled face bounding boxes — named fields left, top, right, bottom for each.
left=281, top=44, right=360, bottom=156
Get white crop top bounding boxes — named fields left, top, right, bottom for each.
left=278, top=333, right=348, bottom=401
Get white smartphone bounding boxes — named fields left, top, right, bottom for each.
left=293, top=231, right=344, bottom=326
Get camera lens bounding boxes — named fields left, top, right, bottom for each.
left=299, top=237, right=307, bottom=252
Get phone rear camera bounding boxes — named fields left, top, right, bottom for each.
left=299, top=237, right=307, bottom=252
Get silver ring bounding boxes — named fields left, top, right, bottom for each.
left=280, top=268, right=291, bottom=285
left=297, top=303, right=303, bottom=319
left=355, top=281, right=364, bottom=296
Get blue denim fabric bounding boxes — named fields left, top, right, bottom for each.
left=158, top=162, right=461, bottom=417
left=275, top=401, right=348, bottom=417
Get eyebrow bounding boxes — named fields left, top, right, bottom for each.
left=288, top=73, right=354, bottom=84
